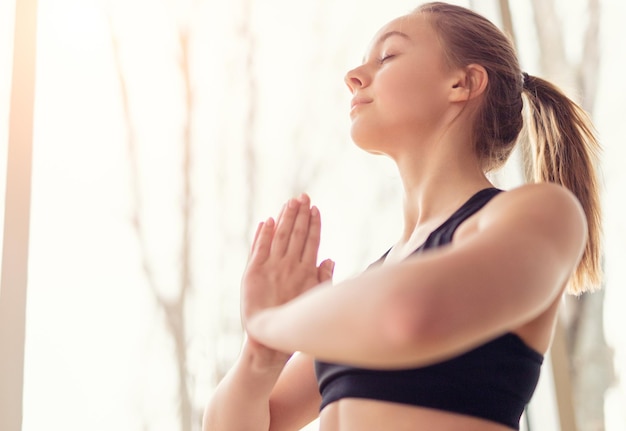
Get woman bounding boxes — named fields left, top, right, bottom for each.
left=203, top=2, right=602, bottom=430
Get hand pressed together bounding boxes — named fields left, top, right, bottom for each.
left=241, top=194, right=334, bottom=359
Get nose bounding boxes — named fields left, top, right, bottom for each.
left=344, top=66, right=367, bottom=93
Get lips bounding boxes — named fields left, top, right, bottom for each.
left=351, top=97, right=373, bottom=110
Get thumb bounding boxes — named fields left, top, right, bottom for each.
left=317, top=259, right=335, bottom=283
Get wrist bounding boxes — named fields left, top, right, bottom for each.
left=242, top=336, right=291, bottom=372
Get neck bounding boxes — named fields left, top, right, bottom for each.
left=390, top=133, right=493, bottom=245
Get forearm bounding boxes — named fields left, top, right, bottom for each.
left=203, top=341, right=289, bottom=431
left=247, top=266, right=418, bottom=369
left=247, top=220, right=564, bottom=369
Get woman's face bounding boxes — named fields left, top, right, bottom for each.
left=346, top=13, right=458, bottom=154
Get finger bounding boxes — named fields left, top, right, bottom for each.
left=275, top=202, right=287, bottom=225
left=317, top=259, right=335, bottom=283
left=286, top=194, right=312, bottom=259
left=265, top=202, right=287, bottom=257
left=271, top=198, right=301, bottom=256
left=301, top=205, right=321, bottom=264
left=248, top=221, right=265, bottom=258
left=250, top=217, right=275, bottom=263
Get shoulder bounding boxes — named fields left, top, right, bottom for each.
left=489, top=182, right=583, bottom=212
left=483, top=183, right=585, bottom=227
left=477, top=183, right=587, bottom=263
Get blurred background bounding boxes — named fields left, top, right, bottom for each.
left=1, top=0, right=624, bottom=430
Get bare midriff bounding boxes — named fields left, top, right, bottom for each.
left=318, top=398, right=515, bottom=431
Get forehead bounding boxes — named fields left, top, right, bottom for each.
left=367, top=13, right=437, bottom=50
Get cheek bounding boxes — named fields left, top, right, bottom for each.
left=378, top=69, right=448, bottom=119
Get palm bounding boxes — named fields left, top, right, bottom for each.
left=241, top=195, right=333, bottom=324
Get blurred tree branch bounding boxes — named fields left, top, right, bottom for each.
left=528, top=1, right=614, bottom=430
left=109, top=14, right=198, bottom=431
left=241, top=0, right=258, bottom=243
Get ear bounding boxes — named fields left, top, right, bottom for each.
left=449, top=64, right=488, bottom=102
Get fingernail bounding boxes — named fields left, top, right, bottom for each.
left=311, top=206, right=319, bottom=217
left=288, top=199, right=299, bottom=209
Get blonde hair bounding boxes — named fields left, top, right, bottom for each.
left=415, top=2, right=602, bottom=294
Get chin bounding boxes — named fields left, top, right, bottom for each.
left=350, top=127, right=390, bottom=155
left=351, top=138, right=390, bottom=157
left=350, top=115, right=403, bottom=154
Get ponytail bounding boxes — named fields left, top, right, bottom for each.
left=415, top=2, right=603, bottom=294
left=521, top=74, right=602, bottom=295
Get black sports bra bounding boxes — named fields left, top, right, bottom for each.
left=314, top=188, right=543, bottom=430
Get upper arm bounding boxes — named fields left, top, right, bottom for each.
left=269, top=352, right=321, bottom=431
left=388, top=183, right=587, bottom=359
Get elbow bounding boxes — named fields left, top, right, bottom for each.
left=379, top=286, right=441, bottom=364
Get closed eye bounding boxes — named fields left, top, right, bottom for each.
left=377, top=54, right=395, bottom=64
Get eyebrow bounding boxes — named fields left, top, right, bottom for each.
left=362, top=30, right=411, bottom=62
left=375, top=30, right=411, bottom=46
